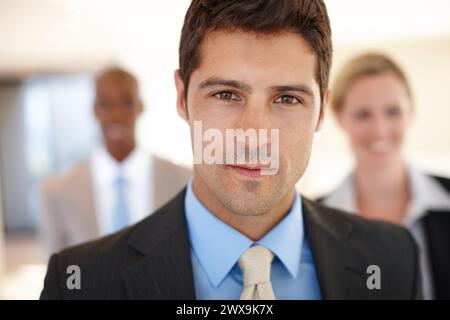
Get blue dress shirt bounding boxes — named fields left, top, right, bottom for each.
left=184, top=181, right=321, bottom=300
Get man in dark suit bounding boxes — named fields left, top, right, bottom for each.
left=319, top=173, right=450, bottom=300
left=40, top=0, right=422, bottom=300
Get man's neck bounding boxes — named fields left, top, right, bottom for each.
left=192, top=177, right=296, bottom=241
left=106, top=141, right=135, bottom=163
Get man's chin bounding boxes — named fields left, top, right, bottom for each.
left=105, top=132, right=128, bottom=141
left=218, top=182, right=284, bottom=216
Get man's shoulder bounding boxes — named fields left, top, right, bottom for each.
left=40, top=189, right=189, bottom=299
left=51, top=196, right=173, bottom=266
left=46, top=187, right=186, bottom=271
left=306, top=200, right=409, bottom=238
left=303, top=198, right=420, bottom=299
left=41, top=226, right=137, bottom=299
left=304, top=198, right=417, bottom=255
left=42, top=160, right=91, bottom=196
left=152, top=156, right=192, bottom=179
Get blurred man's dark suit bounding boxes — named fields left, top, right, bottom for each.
left=40, top=187, right=422, bottom=300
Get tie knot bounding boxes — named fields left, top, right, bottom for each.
left=239, top=245, right=274, bottom=287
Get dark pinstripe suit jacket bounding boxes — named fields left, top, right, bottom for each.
left=40, top=187, right=422, bottom=300
left=317, top=175, right=450, bottom=300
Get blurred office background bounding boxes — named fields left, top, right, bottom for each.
left=0, top=0, right=449, bottom=299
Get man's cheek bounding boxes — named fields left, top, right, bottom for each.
left=280, top=133, right=303, bottom=156
left=286, top=138, right=308, bottom=167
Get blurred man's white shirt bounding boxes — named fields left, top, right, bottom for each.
left=91, top=146, right=153, bottom=236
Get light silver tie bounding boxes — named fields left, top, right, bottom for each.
left=239, top=245, right=276, bottom=300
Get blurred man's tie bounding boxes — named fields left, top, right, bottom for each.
left=112, top=173, right=129, bottom=232
left=239, top=245, right=276, bottom=300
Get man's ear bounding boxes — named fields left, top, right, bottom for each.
left=316, top=90, right=329, bottom=132
left=174, top=69, right=189, bottom=122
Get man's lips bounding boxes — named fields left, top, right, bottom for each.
left=226, top=164, right=265, bottom=178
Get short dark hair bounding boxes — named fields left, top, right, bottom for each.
left=178, top=0, right=333, bottom=102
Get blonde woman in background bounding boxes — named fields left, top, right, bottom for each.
left=321, top=53, right=450, bottom=300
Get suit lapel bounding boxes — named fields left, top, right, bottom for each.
left=122, top=188, right=196, bottom=299
left=120, top=190, right=375, bottom=299
left=302, top=198, right=369, bottom=299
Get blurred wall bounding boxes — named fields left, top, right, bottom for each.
left=0, top=81, right=31, bottom=230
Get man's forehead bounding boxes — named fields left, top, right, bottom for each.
left=197, top=29, right=314, bottom=68
left=201, top=29, right=314, bottom=57
left=96, top=70, right=138, bottom=91
left=191, top=29, right=318, bottom=92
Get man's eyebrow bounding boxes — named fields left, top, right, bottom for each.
left=270, top=85, right=315, bottom=99
left=198, top=77, right=253, bottom=93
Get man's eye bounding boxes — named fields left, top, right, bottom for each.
left=123, top=98, right=134, bottom=109
left=274, top=95, right=301, bottom=105
left=213, top=91, right=239, bottom=101
left=98, top=100, right=110, bottom=109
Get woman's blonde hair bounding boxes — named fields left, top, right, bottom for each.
left=331, top=53, right=412, bottom=113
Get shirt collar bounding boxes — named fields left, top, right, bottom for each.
left=405, top=166, right=450, bottom=226
left=184, top=180, right=303, bottom=287
left=91, top=146, right=150, bottom=183
left=257, top=192, right=303, bottom=279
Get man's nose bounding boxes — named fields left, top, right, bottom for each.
left=108, top=104, right=128, bottom=121
left=236, top=97, right=270, bottom=131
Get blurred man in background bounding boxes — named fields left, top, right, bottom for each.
left=40, top=67, right=191, bottom=255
